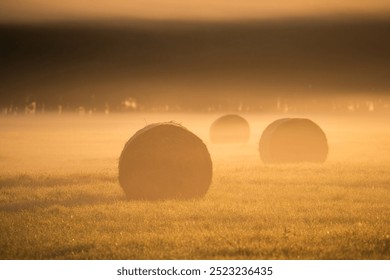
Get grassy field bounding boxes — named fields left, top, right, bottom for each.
left=0, top=113, right=389, bottom=259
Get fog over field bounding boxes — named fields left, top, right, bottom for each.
left=0, top=1, right=389, bottom=260
left=0, top=113, right=389, bottom=173
left=0, top=113, right=389, bottom=259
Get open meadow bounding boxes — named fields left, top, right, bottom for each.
left=0, top=112, right=389, bottom=259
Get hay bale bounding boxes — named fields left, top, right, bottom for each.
left=118, top=122, right=212, bottom=200
left=210, top=114, right=250, bottom=143
left=259, top=118, right=328, bottom=163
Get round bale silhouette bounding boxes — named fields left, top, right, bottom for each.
left=210, top=114, right=250, bottom=143
left=259, top=118, right=328, bottom=163
left=119, top=122, right=212, bottom=200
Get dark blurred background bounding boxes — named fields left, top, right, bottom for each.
left=1, top=15, right=390, bottom=112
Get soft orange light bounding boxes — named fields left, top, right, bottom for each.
left=1, top=1, right=390, bottom=22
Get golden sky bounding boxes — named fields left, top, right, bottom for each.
left=1, top=0, right=390, bottom=22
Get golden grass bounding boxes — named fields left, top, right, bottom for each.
left=0, top=113, right=389, bottom=259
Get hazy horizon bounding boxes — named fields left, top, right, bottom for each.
left=1, top=2, right=390, bottom=113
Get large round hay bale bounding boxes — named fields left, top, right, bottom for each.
left=118, top=122, right=212, bottom=200
left=259, top=118, right=328, bottom=163
left=210, top=114, right=250, bottom=143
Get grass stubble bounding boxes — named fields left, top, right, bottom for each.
left=0, top=113, right=389, bottom=259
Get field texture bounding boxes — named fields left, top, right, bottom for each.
left=0, top=113, right=389, bottom=259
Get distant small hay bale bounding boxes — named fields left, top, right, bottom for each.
left=259, top=118, right=328, bottom=163
left=210, top=114, right=250, bottom=143
left=118, top=122, right=212, bottom=200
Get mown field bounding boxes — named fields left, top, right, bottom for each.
left=0, top=113, right=389, bottom=259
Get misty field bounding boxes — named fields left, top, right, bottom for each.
left=0, top=113, right=389, bottom=259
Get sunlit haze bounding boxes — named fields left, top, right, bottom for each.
left=1, top=0, right=390, bottom=262
left=1, top=1, right=390, bottom=22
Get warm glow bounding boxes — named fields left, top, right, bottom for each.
left=1, top=1, right=390, bottom=22
left=1, top=0, right=389, bottom=262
